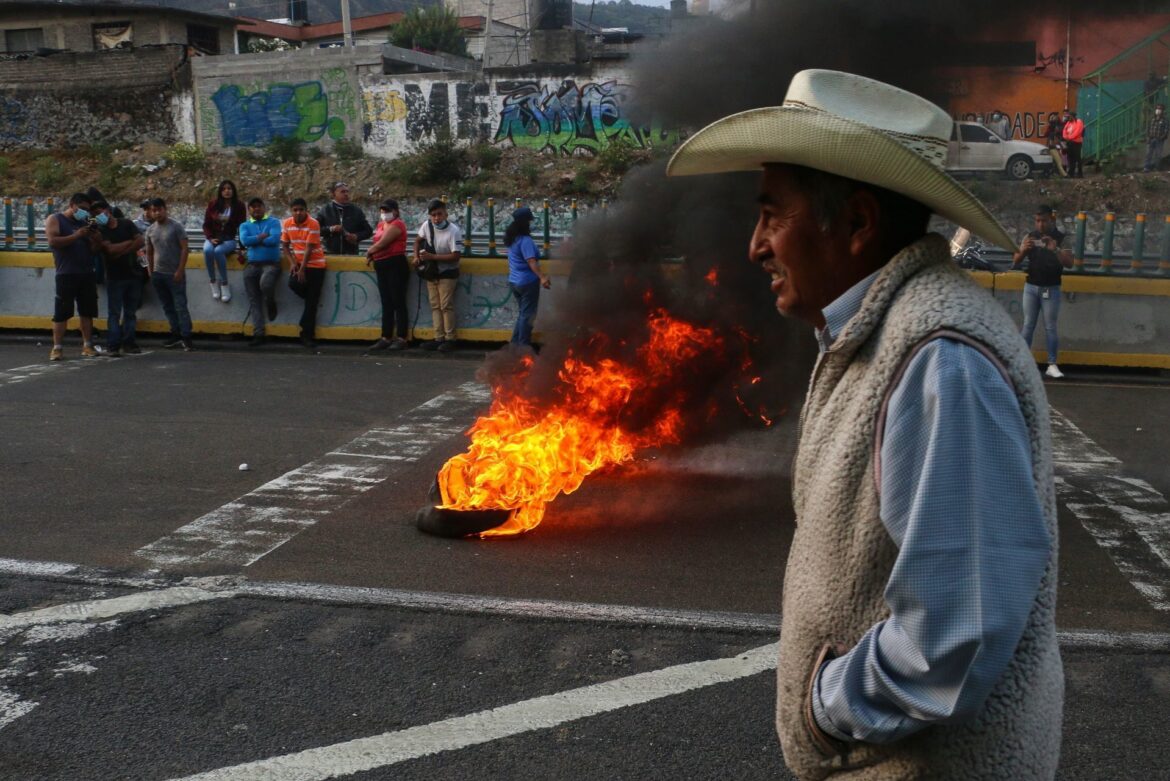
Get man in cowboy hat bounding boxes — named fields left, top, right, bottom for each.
left=669, top=70, right=1061, bottom=779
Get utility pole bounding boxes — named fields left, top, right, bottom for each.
left=341, top=0, right=354, bottom=47
left=484, top=0, right=494, bottom=69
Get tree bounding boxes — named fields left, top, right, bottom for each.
left=389, top=6, right=468, bottom=57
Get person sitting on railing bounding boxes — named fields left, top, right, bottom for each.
left=316, top=182, right=373, bottom=256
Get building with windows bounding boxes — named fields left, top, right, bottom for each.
left=0, top=0, right=238, bottom=55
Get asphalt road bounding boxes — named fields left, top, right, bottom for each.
left=1, top=335, right=1168, bottom=780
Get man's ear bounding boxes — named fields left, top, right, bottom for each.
left=845, top=188, right=881, bottom=259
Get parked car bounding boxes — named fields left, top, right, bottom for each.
left=946, top=122, right=1054, bottom=180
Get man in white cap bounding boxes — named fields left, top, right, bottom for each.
left=669, top=70, right=1062, bottom=779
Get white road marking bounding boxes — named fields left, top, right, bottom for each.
left=1051, top=410, right=1170, bottom=612
left=0, top=351, right=155, bottom=389
left=134, top=382, right=491, bottom=568
left=0, top=586, right=233, bottom=630
left=168, top=643, right=780, bottom=781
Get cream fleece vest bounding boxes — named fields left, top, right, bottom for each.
left=776, top=234, right=1063, bottom=780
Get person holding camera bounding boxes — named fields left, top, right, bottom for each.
left=1012, top=204, right=1073, bottom=379
left=45, top=193, right=101, bottom=361
left=413, top=199, right=462, bottom=353
left=316, top=181, right=373, bottom=256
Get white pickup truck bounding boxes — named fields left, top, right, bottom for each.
left=946, top=121, right=1054, bottom=180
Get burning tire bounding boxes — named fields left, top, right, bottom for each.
left=415, top=505, right=514, bottom=538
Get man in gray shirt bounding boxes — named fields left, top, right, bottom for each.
left=145, top=198, right=193, bottom=350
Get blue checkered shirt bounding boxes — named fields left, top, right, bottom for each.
left=810, top=270, right=1051, bottom=744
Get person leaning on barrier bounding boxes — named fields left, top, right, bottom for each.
left=316, top=181, right=373, bottom=256
left=413, top=198, right=463, bottom=353
left=365, top=199, right=411, bottom=352
left=91, top=200, right=144, bottom=358
left=1012, top=204, right=1073, bottom=379
left=238, top=197, right=283, bottom=347
left=45, top=192, right=100, bottom=361
left=504, top=205, right=551, bottom=349
left=668, top=70, right=1062, bottom=780
left=282, top=197, right=327, bottom=350
left=145, top=197, right=194, bottom=352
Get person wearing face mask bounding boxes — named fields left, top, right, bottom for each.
left=45, top=193, right=100, bottom=361
left=92, top=201, right=144, bottom=357
left=202, top=179, right=247, bottom=303
left=1144, top=103, right=1168, bottom=172
left=414, top=198, right=463, bottom=352
left=316, top=182, right=373, bottom=256
left=365, top=199, right=410, bottom=352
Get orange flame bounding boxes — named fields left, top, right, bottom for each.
left=436, top=311, right=721, bottom=537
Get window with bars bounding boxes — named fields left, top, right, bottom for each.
left=186, top=23, right=220, bottom=54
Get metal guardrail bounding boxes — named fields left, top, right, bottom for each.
left=2, top=196, right=608, bottom=259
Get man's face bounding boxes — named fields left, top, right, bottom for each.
left=1034, top=213, right=1055, bottom=234
left=291, top=205, right=307, bottom=224
left=155, top=205, right=168, bottom=221
left=70, top=200, right=91, bottom=216
left=142, top=206, right=155, bottom=222
left=333, top=185, right=351, bottom=204
left=249, top=202, right=266, bottom=221
left=429, top=207, right=447, bottom=225
left=749, top=165, right=852, bottom=327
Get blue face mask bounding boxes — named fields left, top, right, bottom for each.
left=73, top=208, right=90, bottom=221
left=95, top=212, right=110, bottom=227
left=434, top=219, right=449, bottom=230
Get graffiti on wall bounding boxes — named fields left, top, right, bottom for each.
left=358, top=77, right=674, bottom=157
left=494, top=80, right=677, bottom=154
left=0, top=97, right=35, bottom=145
left=209, top=68, right=356, bottom=147
left=328, top=271, right=519, bottom=330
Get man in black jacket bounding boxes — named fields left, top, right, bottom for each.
left=315, top=181, right=373, bottom=255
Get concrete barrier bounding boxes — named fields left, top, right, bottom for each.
left=2, top=251, right=1168, bottom=369
left=0, top=252, right=572, bottom=344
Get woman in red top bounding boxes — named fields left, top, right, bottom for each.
left=364, top=199, right=410, bottom=351
left=202, top=179, right=247, bottom=302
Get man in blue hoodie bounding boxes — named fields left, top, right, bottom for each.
left=238, top=197, right=283, bottom=347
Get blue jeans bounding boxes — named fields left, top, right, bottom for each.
left=510, top=281, right=541, bottom=346
left=1021, top=283, right=1061, bottom=364
left=1144, top=138, right=1165, bottom=172
left=106, top=277, right=142, bottom=350
left=243, top=262, right=280, bottom=336
left=151, top=272, right=192, bottom=339
left=203, top=240, right=237, bottom=284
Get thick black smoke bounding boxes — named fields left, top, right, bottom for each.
left=485, top=0, right=1142, bottom=440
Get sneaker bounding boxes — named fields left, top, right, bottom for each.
left=437, top=340, right=456, bottom=353
left=49, top=346, right=63, bottom=361
left=368, top=338, right=392, bottom=352
left=220, top=283, right=231, bottom=303
left=210, top=280, right=221, bottom=300
left=266, top=295, right=278, bottom=322
left=301, top=335, right=318, bottom=350
left=106, top=348, right=123, bottom=358
left=181, top=339, right=195, bottom=352
left=81, top=344, right=99, bottom=358
left=421, top=339, right=442, bottom=351
left=248, top=335, right=266, bottom=347
left=123, top=344, right=142, bottom=355
left=162, top=336, right=183, bottom=349
left=1045, top=364, right=1064, bottom=379
left=388, top=337, right=408, bottom=351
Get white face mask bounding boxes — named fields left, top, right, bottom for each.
left=381, top=211, right=396, bottom=222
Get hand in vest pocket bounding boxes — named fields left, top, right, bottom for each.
left=805, top=642, right=852, bottom=758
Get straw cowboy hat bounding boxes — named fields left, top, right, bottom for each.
left=666, top=69, right=1015, bottom=251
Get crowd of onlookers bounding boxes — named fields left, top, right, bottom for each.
left=44, top=182, right=551, bottom=360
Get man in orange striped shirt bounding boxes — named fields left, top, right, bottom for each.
left=282, top=198, right=327, bottom=349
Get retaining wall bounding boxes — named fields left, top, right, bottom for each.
left=2, top=250, right=1168, bottom=368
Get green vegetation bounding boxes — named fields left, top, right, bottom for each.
left=387, top=133, right=466, bottom=186
left=517, top=161, right=540, bottom=186
left=304, top=145, right=325, bottom=163
left=596, top=139, right=639, bottom=176
left=0, top=156, right=9, bottom=178
left=164, top=142, right=206, bottom=172
left=263, top=136, right=302, bottom=165
left=470, top=144, right=503, bottom=171
left=97, top=162, right=125, bottom=194
left=389, top=6, right=468, bottom=57
left=333, top=137, right=364, bottom=161
left=572, top=1, right=670, bottom=34
left=33, top=156, right=66, bottom=191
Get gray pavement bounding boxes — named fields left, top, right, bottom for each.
left=1, top=336, right=1169, bottom=780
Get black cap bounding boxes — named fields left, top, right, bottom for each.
left=139, top=199, right=152, bottom=209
